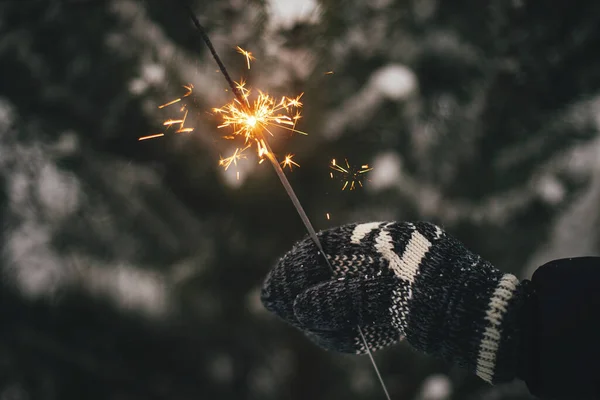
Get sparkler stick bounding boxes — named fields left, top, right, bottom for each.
left=181, top=4, right=391, bottom=399
left=258, top=124, right=393, bottom=400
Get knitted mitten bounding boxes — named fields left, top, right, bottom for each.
left=261, top=221, right=529, bottom=384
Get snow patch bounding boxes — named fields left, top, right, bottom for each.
left=82, top=262, right=169, bottom=317
left=128, top=63, right=165, bottom=95
left=537, top=174, right=566, bottom=205
left=6, top=223, right=67, bottom=298
left=266, top=0, right=321, bottom=29
left=368, top=152, right=403, bottom=191
left=324, top=64, right=416, bottom=139
left=53, top=131, right=79, bottom=155
left=0, top=97, right=15, bottom=132
left=128, top=78, right=147, bottom=95
left=416, top=374, right=452, bottom=400
left=37, top=164, right=80, bottom=221
left=142, top=63, right=165, bottom=84
left=371, top=64, right=417, bottom=101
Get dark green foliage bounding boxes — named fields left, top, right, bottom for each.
left=1, top=0, right=599, bottom=398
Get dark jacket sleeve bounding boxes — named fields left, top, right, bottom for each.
left=519, top=257, right=600, bottom=399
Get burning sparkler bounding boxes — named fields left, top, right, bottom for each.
left=152, top=4, right=390, bottom=399
left=138, top=80, right=305, bottom=175
left=212, top=84, right=305, bottom=169
left=330, top=158, right=373, bottom=190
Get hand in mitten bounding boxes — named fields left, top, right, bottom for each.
left=261, top=221, right=528, bottom=384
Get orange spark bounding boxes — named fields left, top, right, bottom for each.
left=175, top=109, right=194, bottom=133
left=330, top=158, right=373, bottom=190
left=280, top=154, right=300, bottom=171
left=213, top=85, right=306, bottom=169
left=325, top=71, right=334, bottom=75
left=139, top=133, right=165, bottom=141
left=236, top=46, right=256, bottom=69
left=219, top=145, right=250, bottom=170
left=213, top=87, right=305, bottom=143
left=163, top=119, right=183, bottom=126
left=140, top=85, right=195, bottom=141
left=159, top=84, right=193, bottom=108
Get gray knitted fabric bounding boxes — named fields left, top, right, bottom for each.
left=261, top=221, right=528, bottom=384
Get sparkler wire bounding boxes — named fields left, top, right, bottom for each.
left=263, top=140, right=392, bottom=400
left=183, top=4, right=243, bottom=102
left=180, top=4, right=391, bottom=399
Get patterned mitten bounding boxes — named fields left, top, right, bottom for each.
left=261, top=221, right=529, bottom=384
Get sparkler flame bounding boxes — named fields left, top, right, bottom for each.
left=212, top=82, right=305, bottom=169
left=142, top=79, right=306, bottom=175
left=330, top=158, right=373, bottom=190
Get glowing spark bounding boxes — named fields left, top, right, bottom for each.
left=325, top=71, right=334, bottom=75
left=326, top=212, right=330, bottom=220
left=330, top=158, right=373, bottom=190
left=160, top=99, right=182, bottom=108
left=214, top=89, right=305, bottom=142
left=214, top=86, right=306, bottom=169
left=140, top=85, right=195, bottom=141
left=236, top=46, right=255, bottom=69
left=139, top=133, right=165, bottom=141
left=257, top=139, right=269, bottom=158
left=235, top=79, right=251, bottom=100
left=159, top=84, right=193, bottom=108
left=174, top=109, right=194, bottom=133
left=280, top=154, right=300, bottom=171
left=219, top=145, right=250, bottom=170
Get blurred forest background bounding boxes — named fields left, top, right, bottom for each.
left=1, top=0, right=600, bottom=399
